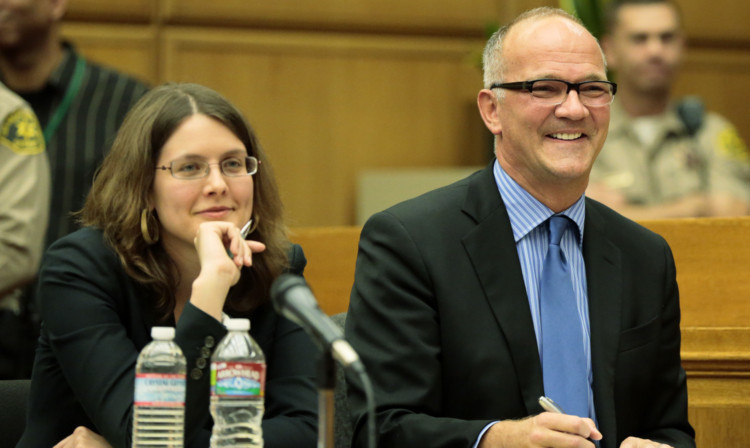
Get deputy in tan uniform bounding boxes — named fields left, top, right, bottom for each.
left=0, top=81, right=49, bottom=378
left=588, top=0, right=750, bottom=219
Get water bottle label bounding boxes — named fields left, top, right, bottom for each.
left=134, top=373, right=186, bottom=406
left=211, top=361, right=266, bottom=398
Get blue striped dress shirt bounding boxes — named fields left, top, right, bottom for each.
left=473, top=161, right=597, bottom=446
left=493, top=160, right=596, bottom=420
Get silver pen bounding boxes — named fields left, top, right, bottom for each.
left=538, top=396, right=564, bottom=414
left=239, top=219, right=253, bottom=239
left=227, top=219, right=253, bottom=259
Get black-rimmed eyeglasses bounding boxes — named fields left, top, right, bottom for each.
left=155, top=155, right=259, bottom=179
left=490, top=79, right=617, bottom=107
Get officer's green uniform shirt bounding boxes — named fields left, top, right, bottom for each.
left=0, top=83, right=50, bottom=312
left=591, top=99, right=750, bottom=206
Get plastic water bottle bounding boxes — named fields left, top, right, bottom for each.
left=210, top=318, right=266, bottom=447
left=132, top=326, right=186, bottom=448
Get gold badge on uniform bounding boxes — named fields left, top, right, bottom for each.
left=0, top=107, right=45, bottom=155
left=716, top=127, right=749, bottom=162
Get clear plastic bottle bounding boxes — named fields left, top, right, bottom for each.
left=210, top=318, right=266, bottom=447
left=132, top=326, right=186, bottom=448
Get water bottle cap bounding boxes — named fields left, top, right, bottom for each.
left=151, top=326, right=175, bottom=340
left=225, top=318, right=250, bottom=331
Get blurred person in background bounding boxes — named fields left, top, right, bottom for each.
left=0, top=81, right=49, bottom=379
left=0, top=0, right=149, bottom=246
left=587, top=0, right=750, bottom=219
left=0, top=0, right=149, bottom=374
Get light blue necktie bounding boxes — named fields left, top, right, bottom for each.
left=540, top=215, right=589, bottom=418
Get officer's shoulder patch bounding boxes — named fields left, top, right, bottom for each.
left=716, top=127, right=749, bottom=162
left=0, top=107, right=45, bottom=155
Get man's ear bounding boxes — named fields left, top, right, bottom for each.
left=477, top=89, right=503, bottom=136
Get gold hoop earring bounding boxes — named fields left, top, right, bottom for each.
left=141, top=208, right=159, bottom=245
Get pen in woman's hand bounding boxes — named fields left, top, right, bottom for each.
left=227, top=219, right=254, bottom=259
left=239, top=219, right=253, bottom=239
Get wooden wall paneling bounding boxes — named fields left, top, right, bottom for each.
left=674, top=48, right=750, bottom=146
left=162, top=0, right=502, bottom=35
left=504, top=0, right=559, bottom=20
left=641, top=218, right=750, bottom=327
left=162, top=28, right=485, bottom=226
left=680, top=0, right=750, bottom=43
left=681, top=327, right=750, bottom=374
left=688, top=405, right=750, bottom=448
left=65, top=0, right=154, bottom=23
left=288, top=226, right=362, bottom=315
left=642, top=217, right=750, bottom=445
left=61, top=24, right=159, bottom=85
left=687, top=374, right=750, bottom=447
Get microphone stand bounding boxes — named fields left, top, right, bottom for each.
left=317, top=350, right=336, bottom=448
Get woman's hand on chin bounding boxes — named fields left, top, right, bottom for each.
left=53, top=427, right=112, bottom=448
left=194, top=221, right=266, bottom=279
left=191, top=221, right=266, bottom=320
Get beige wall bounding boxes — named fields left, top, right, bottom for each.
left=62, top=0, right=750, bottom=226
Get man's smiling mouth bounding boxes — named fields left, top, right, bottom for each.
left=549, top=132, right=583, bottom=141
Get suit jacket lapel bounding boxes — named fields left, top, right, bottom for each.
left=583, top=201, right=623, bottom=446
left=460, top=164, right=544, bottom=415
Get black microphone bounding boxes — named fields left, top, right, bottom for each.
left=270, top=274, right=362, bottom=371
left=676, top=95, right=705, bottom=137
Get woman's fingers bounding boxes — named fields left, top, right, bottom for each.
left=228, top=224, right=244, bottom=267
left=195, top=221, right=266, bottom=269
left=241, top=240, right=266, bottom=267
left=53, top=427, right=112, bottom=448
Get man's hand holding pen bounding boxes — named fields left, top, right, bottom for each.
left=478, top=411, right=602, bottom=448
left=536, top=397, right=674, bottom=448
left=538, top=396, right=602, bottom=447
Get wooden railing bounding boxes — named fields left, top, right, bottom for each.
left=638, top=218, right=750, bottom=447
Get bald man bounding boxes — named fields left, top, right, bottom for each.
left=345, top=7, right=694, bottom=448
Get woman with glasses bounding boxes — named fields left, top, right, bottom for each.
left=18, top=83, right=317, bottom=448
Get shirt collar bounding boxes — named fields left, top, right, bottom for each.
left=609, top=97, right=688, bottom=138
left=493, top=159, right=585, bottom=246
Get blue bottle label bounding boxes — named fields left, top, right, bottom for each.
left=211, top=361, right=266, bottom=398
left=134, top=373, right=186, bottom=406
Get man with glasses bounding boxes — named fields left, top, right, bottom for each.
left=587, top=0, right=750, bottom=219
left=345, top=7, right=694, bottom=448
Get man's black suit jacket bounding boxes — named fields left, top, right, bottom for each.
left=346, top=163, right=694, bottom=448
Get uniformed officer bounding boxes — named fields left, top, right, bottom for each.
left=0, top=81, right=50, bottom=379
left=588, top=0, right=750, bottom=219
